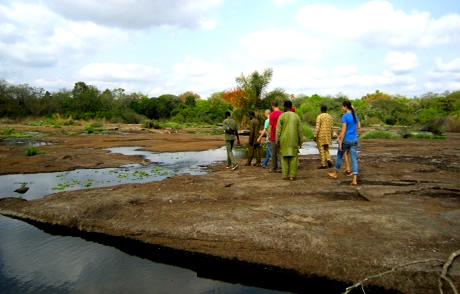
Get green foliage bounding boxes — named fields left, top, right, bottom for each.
left=302, top=124, right=314, bottom=139
left=2, top=127, right=14, bottom=136
left=25, top=147, right=39, bottom=156
left=84, top=125, right=95, bottom=134
left=1, top=78, right=460, bottom=133
left=360, top=130, right=401, bottom=139
left=141, top=119, right=161, bottom=129
left=409, top=133, right=445, bottom=139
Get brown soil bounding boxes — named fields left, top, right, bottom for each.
left=1, top=124, right=459, bottom=294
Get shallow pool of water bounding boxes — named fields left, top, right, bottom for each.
left=0, top=215, right=286, bottom=294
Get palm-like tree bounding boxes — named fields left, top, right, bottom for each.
left=235, top=68, right=273, bottom=108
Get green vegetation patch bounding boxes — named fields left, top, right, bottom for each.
left=360, top=130, right=402, bottom=139
left=409, top=133, right=446, bottom=139
left=25, top=147, right=39, bottom=156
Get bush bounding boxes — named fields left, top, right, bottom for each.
left=84, top=125, right=94, bottom=134
left=25, top=147, right=39, bottom=156
left=421, top=116, right=447, bottom=135
left=409, top=133, right=445, bottom=139
left=2, top=127, right=14, bottom=136
left=302, top=124, right=314, bottom=139
left=141, top=119, right=161, bottom=129
left=444, top=116, right=460, bottom=133
left=361, top=130, right=401, bottom=139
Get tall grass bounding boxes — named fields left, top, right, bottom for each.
left=360, top=130, right=401, bottom=139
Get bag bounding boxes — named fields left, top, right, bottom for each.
left=225, top=123, right=236, bottom=134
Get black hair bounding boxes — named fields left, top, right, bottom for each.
left=342, top=100, right=356, bottom=123
left=284, top=100, right=292, bottom=108
left=271, top=100, right=279, bottom=107
left=249, top=111, right=255, bottom=117
left=225, top=111, right=231, bottom=118
left=321, top=105, right=327, bottom=113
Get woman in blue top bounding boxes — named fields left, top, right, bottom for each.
left=328, top=100, right=359, bottom=186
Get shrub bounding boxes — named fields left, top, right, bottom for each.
left=2, top=127, right=14, bottom=136
left=141, top=119, right=161, bottom=129
left=302, top=124, right=314, bottom=139
left=444, top=116, right=460, bottom=133
left=361, top=130, right=401, bottom=139
left=84, top=125, right=94, bottom=134
left=409, top=133, right=445, bottom=139
left=421, top=116, right=447, bottom=135
left=25, top=147, right=39, bottom=156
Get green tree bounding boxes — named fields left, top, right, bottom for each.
left=235, top=68, right=273, bottom=109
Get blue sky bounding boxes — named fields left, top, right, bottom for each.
left=1, top=0, right=459, bottom=99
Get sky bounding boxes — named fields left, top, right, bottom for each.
left=1, top=0, right=460, bottom=99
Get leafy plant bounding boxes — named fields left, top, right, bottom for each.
left=360, top=130, right=401, bottom=139
left=25, top=147, right=39, bottom=156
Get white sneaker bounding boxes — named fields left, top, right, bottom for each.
left=231, top=164, right=238, bottom=171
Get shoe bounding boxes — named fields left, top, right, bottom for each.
left=226, top=166, right=230, bottom=169
left=327, top=161, right=333, bottom=168
left=317, top=166, right=327, bottom=169
left=344, top=170, right=352, bottom=176
left=231, top=164, right=239, bottom=171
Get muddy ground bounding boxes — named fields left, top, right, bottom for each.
left=0, top=124, right=459, bottom=294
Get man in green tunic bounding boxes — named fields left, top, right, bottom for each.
left=223, top=111, right=240, bottom=170
left=276, top=100, right=302, bottom=180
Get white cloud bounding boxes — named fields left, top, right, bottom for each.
left=240, top=29, right=323, bottom=64
left=384, top=51, right=418, bottom=74
left=79, top=63, right=161, bottom=82
left=434, top=57, right=460, bottom=73
left=172, top=57, right=235, bottom=95
left=0, top=2, right=130, bottom=67
left=43, top=0, right=222, bottom=29
left=295, top=1, right=460, bottom=48
left=333, top=65, right=358, bottom=77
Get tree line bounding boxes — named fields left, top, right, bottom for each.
left=1, top=75, right=459, bottom=133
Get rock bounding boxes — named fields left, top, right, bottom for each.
left=14, top=187, right=29, bottom=194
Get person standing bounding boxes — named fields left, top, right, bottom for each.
left=328, top=100, right=359, bottom=185
left=314, top=105, right=334, bottom=169
left=246, top=111, right=261, bottom=166
left=269, top=101, right=283, bottom=173
left=276, top=100, right=302, bottom=180
left=223, top=111, right=240, bottom=170
left=257, top=109, right=271, bottom=168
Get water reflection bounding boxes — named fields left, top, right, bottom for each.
left=0, top=215, right=284, bottom=294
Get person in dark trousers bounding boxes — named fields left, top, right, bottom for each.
left=269, top=101, right=282, bottom=173
left=223, top=111, right=240, bottom=170
left=246, top=111, right=261, bottom=166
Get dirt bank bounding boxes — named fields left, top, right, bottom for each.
left=0, top=125, right=459, bottom=294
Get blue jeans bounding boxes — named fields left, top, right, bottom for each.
left=262, top=141, right=272, bottom=168
left=335, top=139, right=358, bottom=175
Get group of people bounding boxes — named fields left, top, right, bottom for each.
left=223, top=100, right=359, bottom=185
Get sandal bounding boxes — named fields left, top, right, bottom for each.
left=344, top=170, right=352, bottom=176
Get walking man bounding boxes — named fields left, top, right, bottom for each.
left=246, top=111, right=261, bottom=166
left=223, top=111, right=240, bottom=170
left=314, top=105, right=334, bottom=169
left=269, top=101, right=283, bottom=173
left=257, top=109, right=271, bottom=168
left=276, top=100, right=302, bottom=180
